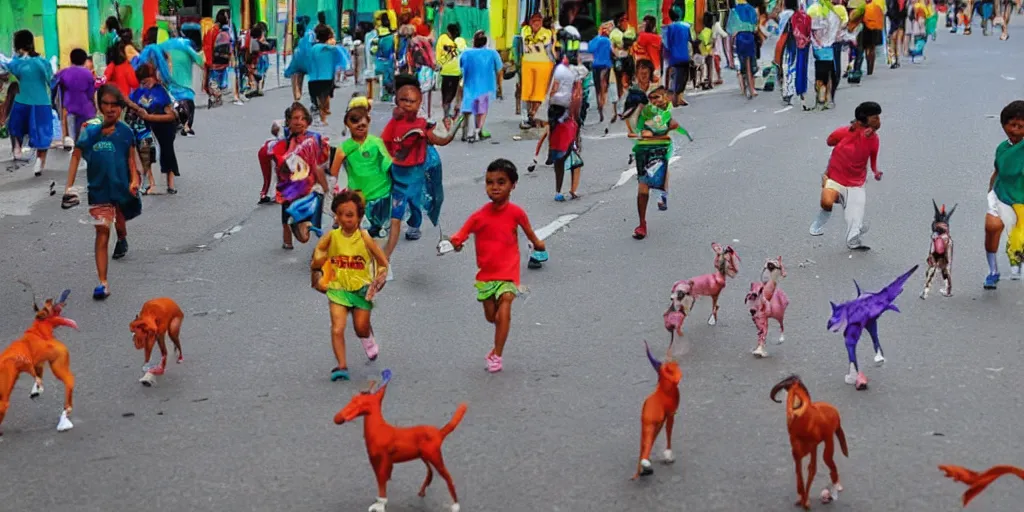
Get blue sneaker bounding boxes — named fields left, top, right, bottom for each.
left=92, top=284, right=110, bottom=300
left=554, top=193, right=566, bottom=202
left=330, top=367, right=350, bottom=381
left=984, top=273, right=1000, bottom=290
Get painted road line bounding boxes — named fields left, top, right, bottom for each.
left=614, top=156, right=682, bottom=189
left=728, top=126, right=767, bottom=147
left=774, top=105, right=793, bottom=114
left=535, top=214, right=580, bottom=241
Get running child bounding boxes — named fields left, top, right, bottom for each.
left=273, top=102, right=330, bottom=249
left=329, top=95, right=398, bottom=258
left=311, top=190, right=389, bottom=382
left=809, top=101, right=883, bottom=251
left=380, top=74, right=461, bottom=254
left=982, top=100, right=1024, bottom=289
left=449, top=159, right=546, bottom=373
left=128, top=63, right=181, bottom=194
left=632, top=86, right=680, bottom=240
left=7, top=30, right=54, bottom=176
left=63, top=84, right=140, bottom=299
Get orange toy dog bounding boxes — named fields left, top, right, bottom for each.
left=939, top=464, right=1024, bottom=506
left=632, top=340, right=682, bottom=480
left=770, top=375, right=849, bottom=509
left=0, top=289, right=78, bottom=434
left=335, top=369, right=467, bottom=512
left=128, top=298, right=184, bottom=387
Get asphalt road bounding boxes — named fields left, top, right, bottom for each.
left=1, top=27, right=1023, bottom=512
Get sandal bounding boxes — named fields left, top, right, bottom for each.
left=1001, top=32, right=1009, bottom=40
left=569, top=192, right=581, bottom=200
left=142, top=185, right=152, bottom=196
left=330, top=367, right=350, bottom=381
left=92, top=284, right=110, bottom=300
left=257, top=195, right=273, bottom=205
left=282, top=243, right=294, bottom=250
left=632, top=224, right=647, bottom=240
left=166, top=188, right=178, bottom=195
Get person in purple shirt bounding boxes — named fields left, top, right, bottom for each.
left=53, top=48, right=97, bottom=148
left=589, top=22, right=613, bottom=122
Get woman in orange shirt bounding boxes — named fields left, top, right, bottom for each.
left=633, top=16, right=663, bottom=79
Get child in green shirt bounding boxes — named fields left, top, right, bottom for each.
left=632, top=86, right=680, bottom=240
left=329, top=95, right=396, bottom=259
left=984, top=100, right=1024, bottom=289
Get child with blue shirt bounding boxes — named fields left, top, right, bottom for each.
left=127, top=64, right=180, bottom=194
left=64, top=84, right=140, bottom=300
left=459, top=31, right=503, bottom=143
left=307, top=24, right=352, bottom=126
left=589, top=23, right=614, bottom=123
left=7, top=30, right=54, bottom=176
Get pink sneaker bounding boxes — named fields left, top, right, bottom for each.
left=360, top=335, right=379, bottom=361
left=147, top=365, right=165, bottom=376
left=486, top=351, right=503, bottom=373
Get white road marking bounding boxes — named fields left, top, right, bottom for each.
left=535, top=214, right=579, bottom=241
left=583, top=131, right=629, bottom=140
left=774, top=106, right=793, bottom=114
left=728, top=126, right=767, bottom=147
left=1001, top=75, right=1016, bottom=81
left=613, top=156, right=682, bottom=189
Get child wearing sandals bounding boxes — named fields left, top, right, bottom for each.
left=632, top=86, right=680, bottom=240
left=329, top=96, right=398, bottom=257
left=63, top=84, right=140, bottom=299
left=311, top=190, right=389, bottom=381
left=128, top=63, right=180, bottom=194
left=450, top=159, right=545, bottom=373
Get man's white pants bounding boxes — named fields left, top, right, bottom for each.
left=825, top=179, right=867, bottom=245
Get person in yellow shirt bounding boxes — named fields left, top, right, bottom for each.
left=520, top=13, right=555, bottom=128
left=436, top=23, right=467, bottom=121
left=610, top=13, right=636, bottom=106
left=311, top=190, right=390, bottom=382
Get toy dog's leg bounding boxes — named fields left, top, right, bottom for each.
left=169, top=315, right=184, bottom=362
left=866, top=318, right=884, bottom=366
left=921, top=264, right=936, bottom=299
left=752, top=313, right=768, bottom=357
left=708, top=293, right=720, bottom=325
left=844, top=343, right=860, bottom=385
left=844, top=324, right=867, bottom=388
left=802, top=449, right=818, bottom=510
left=369, top=459, right=393, bottom=512
left=776, top=316, right=786, bottom=344
left=940, top=263, right=952, bottom=297
left=793, top=452, right=807, bottom=508
left=821, top=437, right=843, bottom=503
left=417, top=460, right=434, bottom=497
left=30, top=363, right=44, bottom=398
left=633, top=421, right=660, bottom=479
left=424, top=453, right=460, bottom=511
left=662, top=415, right=676, bottom=463
left=51, top=349, right=75, bottom=431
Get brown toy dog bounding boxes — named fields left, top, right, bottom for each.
left=335, top=369, right=467, bottom=512
left=0, top=289, right=78, bottom=434
left=129, top=298, right=184, bottom=386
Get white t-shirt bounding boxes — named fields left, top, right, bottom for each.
left=550, top=64, right=576, bottom=107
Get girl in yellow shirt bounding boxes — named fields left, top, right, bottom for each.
left=311, top=190, right=389, bottom=381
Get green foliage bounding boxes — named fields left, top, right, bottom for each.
left=159, top=0, right=183, bottom=15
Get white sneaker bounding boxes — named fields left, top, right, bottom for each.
left=32, top=158, right=42, bottom=176
left=752, top=345, right=768, bottom=357
left=844, top=372, right=857, bottom=385
left=233, top=99, right=245, bottom=106
left=1011, top=266, right=1021, bottom=280
left=874, top=352, right=885, bottom=365
left=386, top=264, right=394, bottom=282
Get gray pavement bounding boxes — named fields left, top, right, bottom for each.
left=1, top=27, right=1023, bottom=512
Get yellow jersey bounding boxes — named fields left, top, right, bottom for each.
left=323, top=228, right=374, bottom=292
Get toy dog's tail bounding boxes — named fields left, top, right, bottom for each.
left=939, top=464, right=1024, bottom=506
left=836, top=423, right=849, bottom=458
left=440, top=403, right=468, bottom=438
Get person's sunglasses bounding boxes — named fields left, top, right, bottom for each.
left=347, top=115, right=365, bottom=124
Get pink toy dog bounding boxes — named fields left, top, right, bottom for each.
left=664, top=280, right=695, bottom=338
left=683, top=242, right=740, bottom=326
left=744, top=257, right=789, bottom=358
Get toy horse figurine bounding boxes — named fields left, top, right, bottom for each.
left=745, top=257, right=790, bottom=358
left=681, top=242, right=740, bottom=326
left=921, top=200, right=956, bottom=299
left=828, top=265, right=918, bottom=390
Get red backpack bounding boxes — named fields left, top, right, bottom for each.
left=790, top=11, right=812, bottom=49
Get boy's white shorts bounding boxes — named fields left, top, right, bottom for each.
left=987, top=189, right=1017, bottom=233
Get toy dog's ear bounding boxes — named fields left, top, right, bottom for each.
left=644, top=340, right=662, bottom=372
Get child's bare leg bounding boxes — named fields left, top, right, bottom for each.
left=637, top=182, right=650, bottom=226
left=143, top=164, right=155, bottom=189
left=292, top=75, right=303, bottom=101
left=811, top=180, right=840, bottom=235
left=985, top=214, right=1003, bottom=252
left=329, top=302, right=350, bottom=369
left=114, top=208, right=127, bottom=240
left=95, top=224, right=111, bottom=284
left=570, top=167, right=581, bottom=196
left=384, top=218, right=401, bottom=257
left=320, top=95, right=331, bottom=123
left=554, top=159, right=565, bottom=194
left=492, top=293, right=514, bottom=356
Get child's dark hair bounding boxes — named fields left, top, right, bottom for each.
left=216, top=9, right=230, bottom=26
left=97, top=83, right=126, bottom=107
left=854, top=101, right=882, bottom=124
left=105, top=16, right=121, bottom=33
left=143, top=26, right=159, bottom=46
left=486, top=158, right=519, bottom=184
left=703, top=11, right=715, bottom=28
left=1000, top=100, right=1024, bottom=126
left=447, top=23, right=461, bottom=38
left=317, top=11, right=327, bottom=26
left=14, top=30, right=38, bottom=56
left=315, top=24, right=334, bottom=43
left=119, top=28, right=135, bottom=45
left=394, top=73, right=421, bottom=94
left=70, top=48, right=89, bottom=66
left=643, top=15, right=657, bottom=32
left=285, top=101, right=313, bottom=124
left=635, top=58, right=656, bottom=75
left=473, top=30, right=488, bottom=48
left=135, top=63, right=156, bottom=82
left=332, top=189, right=366, bottom=218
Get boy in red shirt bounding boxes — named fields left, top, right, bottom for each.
left=450, top=159, right=546, bottom=373
left=809, top=101, right=883, bottom=250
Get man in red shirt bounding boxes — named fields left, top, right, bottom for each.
left=450, top=159, right=546, bottom=373
left=809, top=102, right=883, bottom=250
